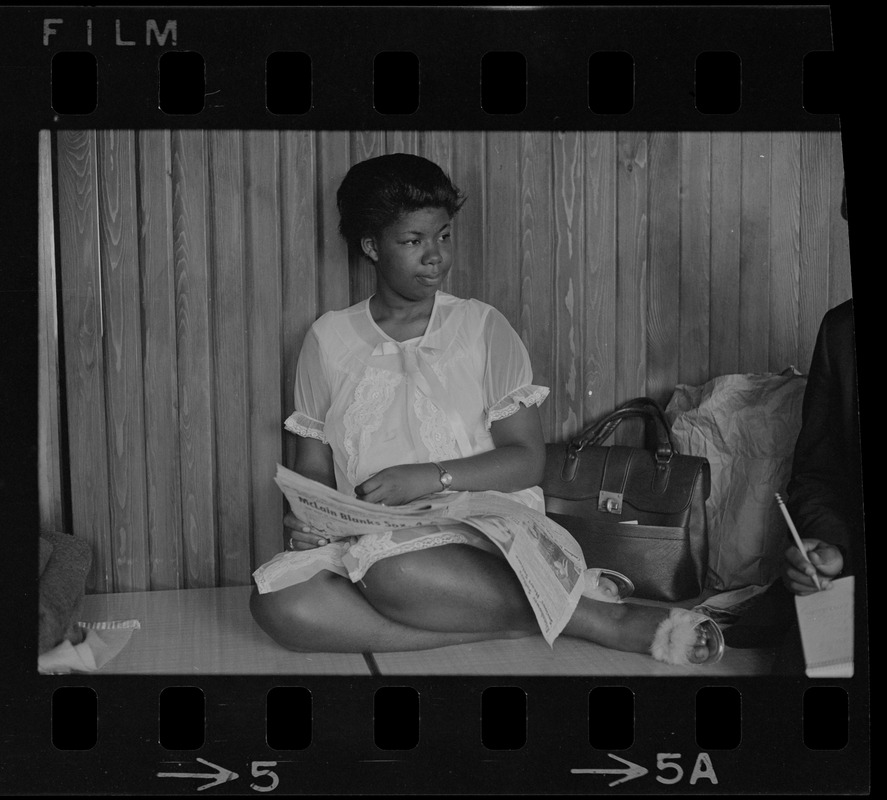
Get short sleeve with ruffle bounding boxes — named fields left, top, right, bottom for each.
left=482, top=307, right=550, bottom=429
left=284, top=327, right=331, bottom=443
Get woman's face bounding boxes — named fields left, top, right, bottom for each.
left=362, top=206, right=454, bottom=303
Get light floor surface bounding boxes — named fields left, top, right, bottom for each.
left=78, top=585, right=777, bottom=676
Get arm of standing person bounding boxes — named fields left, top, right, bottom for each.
left=783, top=302, right=861, bottom=592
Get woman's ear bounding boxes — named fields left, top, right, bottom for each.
left=361, top=236, right=379, bottom=263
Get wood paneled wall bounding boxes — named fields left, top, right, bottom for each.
left=46, top=129, right=851, bottom=593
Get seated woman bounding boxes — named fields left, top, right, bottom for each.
left=250, top=154, right=724, bottom=666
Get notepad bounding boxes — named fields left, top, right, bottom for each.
left=794, top=576, right=854, bottom=678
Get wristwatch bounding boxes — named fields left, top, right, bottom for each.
left=432, top=461, right=453, bottom=490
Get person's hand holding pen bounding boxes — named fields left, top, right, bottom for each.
left=775, top=492, right=844, bottom=595
left=782, top=539, right=844, bottom=595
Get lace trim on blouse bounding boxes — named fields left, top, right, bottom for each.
left=486, top=385, right=550, bottom=429
left=414, top=389, right=460, bottom=462
left=284, top=412, right=329, bottom=443
left=343, top=367, right=403, bottom=486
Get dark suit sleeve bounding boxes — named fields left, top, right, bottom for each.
left=786, top=301, right=863, bottom=572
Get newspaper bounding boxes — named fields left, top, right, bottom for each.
left=265, top=464, right=586, bottom=645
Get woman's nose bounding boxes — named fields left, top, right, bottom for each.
left=423, top=244, right=442, bottom=264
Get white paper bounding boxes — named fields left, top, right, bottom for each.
left=794, top=576, right=854, bottom=678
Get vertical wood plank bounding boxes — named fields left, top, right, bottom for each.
left=422, top=130, right=453, bottom=176
left=828, top=132, right=852, bottom=306
left=678, top=132, right=711, bottom=388
left=616, top=132, right=648, bottom=440
left=583, top=131, right=618, bottom=427
left=350, top=131, right=386, bottom=303
left=171, top=130, right=217, bottom=588
left=352, top=130, right=385, bottom=163
left=386, top=130, right=420, bottom=155
left=484, top=132, right=522, bottom=329
left=208, top=130, right=252, bottom=585
left=316, top=131, right=351, bottom=313
left=710, top=132, right=742, bottom=377
left=450, top=131, right=485, bottom=301
left=56, top=130, right=112, bottom=593
left=518, top=131, right=554, bottom=438
left=552, top=132, right=585, bottom=441
left=646, top=132, right=681, bottom=406
left=138, top=130, right=183, bottom=590
left=799, top=132, right=832, bottom=372
left=97, top=130, right=150, bottom=592
left=280, top=131, right=319, bottom=486
left=245, top=131, right=285, bottom=569
left=769, top=132, right=801, bottom=371
left=39, top=130, right=66, bottom=534
left=421, top=132, right=454, bottom=180
left=739, top=132, right=771, bottom=372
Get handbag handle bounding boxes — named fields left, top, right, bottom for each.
left=572, top=397, right=675, bottom=463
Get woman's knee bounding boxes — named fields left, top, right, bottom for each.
left=360, top=549, right=442, bottom=612
left=249, top=575, right=337, bottom=651
left=361, top=545, right=526, bottom=618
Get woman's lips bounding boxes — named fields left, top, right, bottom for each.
left=417, top=275, right=442, bottom=285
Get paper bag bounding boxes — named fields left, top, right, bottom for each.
left=665, top=371, right=807, bottom=591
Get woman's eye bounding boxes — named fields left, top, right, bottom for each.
left=440, top=233, right=451, bottom=242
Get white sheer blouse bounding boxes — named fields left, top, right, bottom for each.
left=284, top=291, right=549, bottom=506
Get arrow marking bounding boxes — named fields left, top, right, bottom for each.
left=158, top=757, right=240, bottom=791
left=571, top=753, right=648, bottom=786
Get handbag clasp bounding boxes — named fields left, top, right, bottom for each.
left=598, top=490, right=623, bottom=514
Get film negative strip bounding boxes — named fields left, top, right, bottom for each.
left=0, top=5, right=870, bottom=796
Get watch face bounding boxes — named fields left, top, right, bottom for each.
left=440, top=472, right=453, bottom=487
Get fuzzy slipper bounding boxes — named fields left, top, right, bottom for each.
left=650, top=608, right=725, bottom=665
left=582, top=568, right=636, bottom=604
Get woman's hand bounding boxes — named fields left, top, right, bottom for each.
left=354, top=464, right=439, bottom=506
left=782, top=538, right=844, bottom=595
left=283, top=511, right=329, bottom=551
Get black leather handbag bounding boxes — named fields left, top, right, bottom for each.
left=541, top=398, right=710, bottom=601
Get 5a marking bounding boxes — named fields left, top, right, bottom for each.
left=572, top=752, right=718, bottom=787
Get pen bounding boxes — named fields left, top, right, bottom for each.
left=775, top=492, right=823, bottom=590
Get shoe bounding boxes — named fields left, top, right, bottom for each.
left=650, top=608, right=726, bottom=666
left=583, top=568, right=635, bottom=603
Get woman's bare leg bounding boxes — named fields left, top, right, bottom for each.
left=360, top=545, right=711, bottom=661
left=563, top=598, right=710, bottom=660
left=252, top=544, right=709, bottom=661
left=249, top=570, right=533, bottom=653
left=358, top=544, right=539, bottom=633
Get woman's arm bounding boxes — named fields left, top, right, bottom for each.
left=355, top=403, right=546, bottom=505
left=293, top=435, right=337, bottom=488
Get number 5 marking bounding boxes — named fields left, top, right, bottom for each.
left=655, top=753, right=684, bottom=785
left=250, top=762, right=279, bottom=792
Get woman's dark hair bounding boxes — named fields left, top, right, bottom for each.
left=337, top=154, right=466, bottom=251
